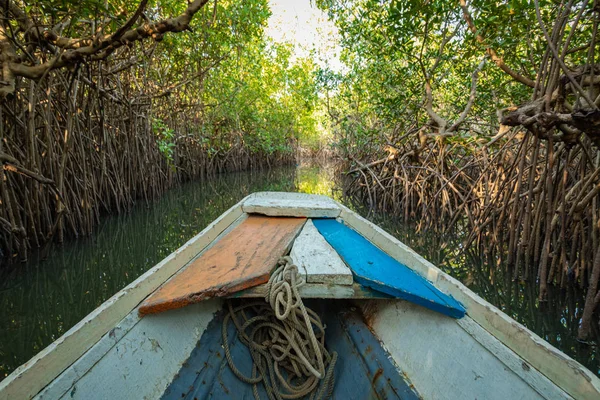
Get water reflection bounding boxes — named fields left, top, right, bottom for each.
left=295, top=164, right=339, bottom=197
left=1, top=163, right=598, bottom=380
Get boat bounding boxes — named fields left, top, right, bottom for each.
left=1, top=191, right=598, bottom=400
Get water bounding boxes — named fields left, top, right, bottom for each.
left=0, top=163, right=597, bottom=380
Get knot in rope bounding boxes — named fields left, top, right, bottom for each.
left=266, top=256, right=305, bottom=320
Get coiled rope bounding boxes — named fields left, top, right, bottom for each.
left=223, top=256, right=337, bottom=400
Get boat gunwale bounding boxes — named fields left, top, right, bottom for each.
left=337, top=202, right=600, bottom=400
left=0, top=196, right=249, bottom=400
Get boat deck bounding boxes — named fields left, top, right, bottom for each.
left=139, top=214, right=465, bottom=319
left=162, top=301, right=420, bottom=399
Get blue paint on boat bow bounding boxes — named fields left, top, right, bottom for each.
left=312, top=218, right=466, bottom=319
left=162, top=302, right=420, bottom=399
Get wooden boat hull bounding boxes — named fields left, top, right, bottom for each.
left=1, top=192, right=598, bottom=400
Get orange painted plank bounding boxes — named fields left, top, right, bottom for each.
left=139, top=215, right=305, bottom=315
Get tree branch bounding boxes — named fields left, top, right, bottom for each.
left=109, top=0, right=149, bottom=43
left=1, top=152, right=56, bottom=185
left=459, top=0, right=536, bottom=88
left=424, top=80, right=448, bottom=131
left=151, top=54, right=228, bottom=98
left=1, top=0, right=211, bottom=95
left=448, top=57, right=486, bottom=132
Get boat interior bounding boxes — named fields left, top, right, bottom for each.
left=142, top=209, right=438, bottom=399
left=162, top=301, right=420, bottom=400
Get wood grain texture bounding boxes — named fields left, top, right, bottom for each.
left=36, top=214, right=249, bottom=400
left=242, top=192, right=341, bottom=217
left=53, top=301, right=220, bottom=400
left=162, top=304, right=419, bottom=400
left=289, top=219, right=353, bottom=285
left=139, top=215, right=306, bottom=315
left=456, top=317, right=571, bottom=399
left=313, top=218, right=466, bottom=319
left=362, top=300, right=569, bottom=400
left=339, top=204, right=600, bottom=399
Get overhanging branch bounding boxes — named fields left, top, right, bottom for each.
left=0, top=0, right=211, bottom=95
left=459, top=0, right=536, bottom=88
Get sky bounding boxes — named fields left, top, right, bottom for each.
left=265, top=0, right=343, bottom=71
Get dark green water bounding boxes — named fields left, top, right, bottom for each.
left=0, top=164, right=598, bottom=381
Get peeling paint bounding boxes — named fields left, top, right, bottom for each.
left=149, top=338, right=162, bottom=353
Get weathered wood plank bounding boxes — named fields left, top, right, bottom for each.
left=0, top=199, right=246, bottom=400
left=35, top=217, right=246, bottom=400
left=242, top=192, right=340, bottom=218
left=139, top=215, right=306, bottom=315
left=54, top=301, right=220, bottom=400
left=162, top=304, right=419, bottom=400
left=313, top=218, right=466, bottom=318
left=289, top=219, right=353, bottom=285
left=231, top=282, right=390, bottom=299
left=35, top=312, right=140, bottom=399
left=456, top=317, right=571, bottom=400
left=339, top=204, right=600, bottom=399
left=361, top=300, right=570, bottom=400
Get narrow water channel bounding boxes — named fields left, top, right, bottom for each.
left=1, top=163, right=598, bottom=381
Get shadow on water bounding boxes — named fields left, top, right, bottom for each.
left=1, top=162, right=598, bottom=380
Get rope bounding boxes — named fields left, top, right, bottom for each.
left=223, top=256, right=337, bottom=400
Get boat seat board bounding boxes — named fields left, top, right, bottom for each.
left=230, top=282, right=392, bottom=299
left=312, top=219, right=466, bottom=319
left=139, top=216, right=306, bottom=315
left=243, top=191, right=341, bottom=217
left=162, top=302, right=420, bottom=400
left=290, top=219, right=353, bottom=285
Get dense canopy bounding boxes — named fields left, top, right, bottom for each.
left=0, top=0, right=320, bottom=260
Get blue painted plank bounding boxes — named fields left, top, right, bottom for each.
left=316, top=302, right=420, bottom=399
left=312, top=219, right=466, bottom=319
left=162, top=301, right=420, bottom=399
left=161, top=309, right=269, bottom=399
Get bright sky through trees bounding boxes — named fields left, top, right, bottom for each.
left=266, top=0, right=342, bottom=71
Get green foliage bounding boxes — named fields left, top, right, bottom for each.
left=314, top=0, right=564, bottom=156
left=27, top=0, right=111, bottom=17
left=142, top=0, right=320, bottom=159
left=153, top=118, right=176, bottom=169
left=18, top=0, right=323, bottom=160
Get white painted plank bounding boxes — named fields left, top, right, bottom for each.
left=242, top=191, right=340, bottom=217
left=231, top=283, right=389, bottom=299
left=34, top=214, right=248, bottom=400
left=290, top=220, right=353, bottom=285
left=457, top=317, right=572, bottom=400
left=339, top=204, right=600, bottom=400
left=361, top=300, right=570, bottom=400
left=35, top=313, right=140, bottom=400
left=57, top=300, right=220, bottom=400
left=0, top=198, right=247, bottom=400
